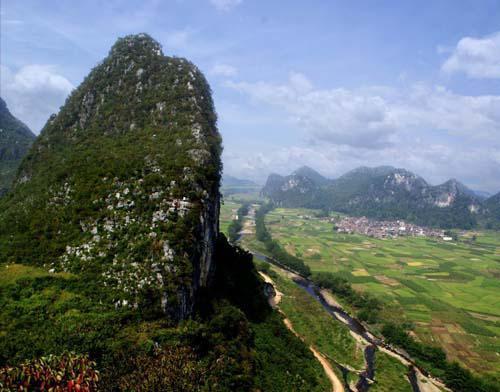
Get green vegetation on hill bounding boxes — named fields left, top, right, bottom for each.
left=0, top=97, right=35, bottom=195
left=212, top=239, right=329, bottom=391
left=0, top=34, right=330, bottom=390
left=370, top=351, right=413, bottom=392
left=0, top=233, right=331, bottom=391
left=0, top=33, right=223, bottom=320
left=484, top=192, right=500, bottom=229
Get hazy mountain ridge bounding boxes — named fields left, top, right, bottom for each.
left=262, top=166, right=492, bottom=228
left=221, top=174, right=261, bottom=196
left=484, top=191, right=500, bottom=229
left=0, top=97, right=35, bottom=195
left=222, top=174, right=259, bottom=187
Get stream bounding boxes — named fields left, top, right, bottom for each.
left=251, top=250, right=424, bottom=392
left=296, top=278, right=379, bottom=392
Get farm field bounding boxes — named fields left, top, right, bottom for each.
left=263, top=208, right=500, bottom=379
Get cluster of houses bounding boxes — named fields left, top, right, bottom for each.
left=332, top=216, right=452, bottom=240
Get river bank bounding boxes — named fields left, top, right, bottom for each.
left=254, top=251, right=449, bottom=392
left=259, top=271, right=345, bottom=392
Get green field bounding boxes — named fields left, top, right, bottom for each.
left=262, top=208, right=500, bottom=378
left=272, top=268, right=365, bottom=370
left=220, top=200, right=241, bottom=235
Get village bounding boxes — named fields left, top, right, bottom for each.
left=329, top=215, right=451, bottom=240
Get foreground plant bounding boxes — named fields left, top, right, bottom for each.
left=0, top=352, right=99, bottom=391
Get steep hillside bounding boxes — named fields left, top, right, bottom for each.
left=292, top=165, right=330, bottom=186
left=0, top=34, right=329, bottom=391
left=261, top=172, right=320, bottom=207
left=263, top=166, right=485, bottom=228
left=0, top=98, right=35, bottom=195
left=484, top=192, right=500, bottom=229
left=1, top=33, right=222, bottom=320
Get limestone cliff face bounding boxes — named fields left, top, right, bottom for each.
left=0, top=34, right=222, bottom=320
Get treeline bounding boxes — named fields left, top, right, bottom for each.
left=382, top=323, right=499, bottom=392
left=255, top=204, right=311, bottom=277
left=311, top=272, right=381, bottom=323
left=227, top=203, right=250, bottom=243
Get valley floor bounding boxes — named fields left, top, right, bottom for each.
left=220, top=200, right=500, bottom=387
left=259, top=208, right=500, bottom=380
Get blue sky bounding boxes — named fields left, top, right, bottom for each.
left=2, top=0, right=500, bottom=191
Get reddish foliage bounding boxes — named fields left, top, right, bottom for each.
left=0, top=353, right=99, bottom=391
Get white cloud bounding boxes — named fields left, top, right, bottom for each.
left=441, top=32, right=500, bottom=79
left=224, top=140, right=500, bottom=192
left=0, top=65, right=73, bottom=133
left=223, top=72, right=500, bottom=191
left=223, top=146, right=336, bottom=183
left=226, top=74, right=500, bottom=150
left=210, top=0, right=242, bottom=12
left=210, top=63, right=238, bottom=77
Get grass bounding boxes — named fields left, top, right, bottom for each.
left=0, top=263, right=73, bottom=285
left=261, top=208, right=500, bottom=379
left=220, top=200, right=241, bottom=236
left=371, top=351, right=413, bottom=392
left=251, top=312, right=331, bottom=392
left=272, top=268, right=365, bottom=370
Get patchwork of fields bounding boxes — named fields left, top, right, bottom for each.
left=263, top=208, right=500, bottom=379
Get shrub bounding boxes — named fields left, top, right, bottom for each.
left=0, top=352, right=99, bottom=391
left=113, top=346, right=203, bottom=392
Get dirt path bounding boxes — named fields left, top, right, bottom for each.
left=259, top=272, right=345, bottom=392
left=311, top=346, right=346, bottom=392
left=283, top=318, right=345, bottom=392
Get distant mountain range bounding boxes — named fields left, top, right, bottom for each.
left=221, top=174, right=260, bottom=195
left=0, top=97, right=35, bottom=195
left=223, top=174, right=259, bottom=188
left=262, top=166, right=500, bottom=229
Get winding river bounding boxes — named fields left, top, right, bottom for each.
left=251, top=250, right=447, bottom=392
